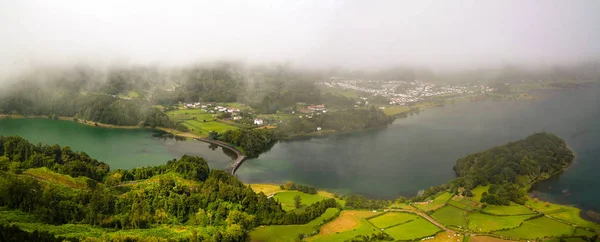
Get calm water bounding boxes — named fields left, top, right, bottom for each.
left=1, top=84, right=598, bottom=212
left=0, top=119, right=236, bottom=170
left=236, top=84, right=600, bottom=211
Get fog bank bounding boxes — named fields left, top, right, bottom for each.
left=1, top=0, right=600, bottom=71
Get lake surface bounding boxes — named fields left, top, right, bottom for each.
left=236, top=83, right=600, bottom=212
left=0, top=119, right=236, bottom=170
left=1, top=84, right=598, bottom=212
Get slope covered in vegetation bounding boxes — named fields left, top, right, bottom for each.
left=0, top=136, right=339, bottom=241
left=453, top=132, right=574, bottom=205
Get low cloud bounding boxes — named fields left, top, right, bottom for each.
left=1, top=0, right=600, bottom=74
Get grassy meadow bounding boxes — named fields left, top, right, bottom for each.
left=249, top=183, right=282, bottom=195
left=494, top=217, right=575, bottom=239
left=471, top=185, right=490, bottom=202
left=166, top=108, right=239, bottom=137
left=383, top=217, right=442, bottom=240
left=368, top=212, right=418, bottom=228
left=481, top=204, right=535, bottom=216
left=383, top=105, right=410, bottom=116
left=431, top=205, right=468, bottom=228
left=273, top=191, right=332, bottom=211
left=413, top=192, right=453, bottom=212
left=467, top=212, right=534, bottom=232
left=249, top=208, right=340, bottom=242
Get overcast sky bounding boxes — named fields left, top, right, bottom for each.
left=1, top=0, right=600, bottom=70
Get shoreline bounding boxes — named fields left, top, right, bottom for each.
left=0, top=115, right=248, bottom=175
left=0, top=114, right=142, bottom=129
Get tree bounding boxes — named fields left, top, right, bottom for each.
left=208, top=131, right=219, bottom=140
left=283, top=181, right=296, bottom=190
left=394, top=196, right=407, bottom=204
left=462, top=190, right=473, bottom=197
left=294, top=195, right=302, bottom=209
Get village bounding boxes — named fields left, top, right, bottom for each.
left=319, top=79, right=494, bottom=106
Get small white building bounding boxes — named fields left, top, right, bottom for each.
left=316, top=127, right=322, bottom=131
left=233, top=116, right=242, bottom=120
left=254, top=118, right=264, bottom=125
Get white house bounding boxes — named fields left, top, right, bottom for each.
left=233, top=116, right=242, bottom=120
left=316, top=127, right=322, bottom=131
left=254, top=118, right=264, bottom=125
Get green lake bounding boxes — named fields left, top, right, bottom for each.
left=0, top=119, right=236, bottom=170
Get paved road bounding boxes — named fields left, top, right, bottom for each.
left=196, top=138, right=247, bottom=175
left=384, top=209, right=455, bottom=233
left=155, top=128, right=248, bottom=175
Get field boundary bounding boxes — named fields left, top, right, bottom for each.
left=380, top=219, right=415, bottom=230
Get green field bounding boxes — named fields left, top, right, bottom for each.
left=182, top=119, right=239, bottom=136
left=526, top=199, right=600, bottom=230
left=383, top=106, right=410, bottom=116
left=482, top=204, right=536, bottom=216
left=249, top=208, right=340, bottom=242
left=167, top=109, right=216, bottom=122
left=368, top=212, right=418, bottom=228
left=273, top=191, right=331, bottom=211
left=471, top=185, right=490, bottom=202
left=468, top=212, right=534, bottom=232
left=413, top=192, right=454, bottom=212
left=383, top=217, right=442, bottom=240
left=166, top=108, right=240, bottom=136
left=526, top=198, right=568, bottom=213
left=494, top=217, right=575, bottom=239
left=448, top=196, right=479, bottom=211
left=431, top=205, right=468, bottom=228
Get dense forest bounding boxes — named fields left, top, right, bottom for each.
left=453, top=132, right=574, bottom=205
left=218, top=129, right=278, bottom=158
left=0, top=136, right=340, bottom=241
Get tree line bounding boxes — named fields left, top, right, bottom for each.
left=0, top=136, right=339, bottom=241
left=280, top=181, right=318, bottom=194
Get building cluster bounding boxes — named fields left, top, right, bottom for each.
left=307, top=104, right=327, bottom=113
left=184, top=102, right=240, bottom=113
left=320, top=80, right=494, bottom=106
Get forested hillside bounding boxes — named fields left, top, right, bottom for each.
left=453, top=132, right=574, bottom=205
left=0, top=136, right=340, bottom=241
